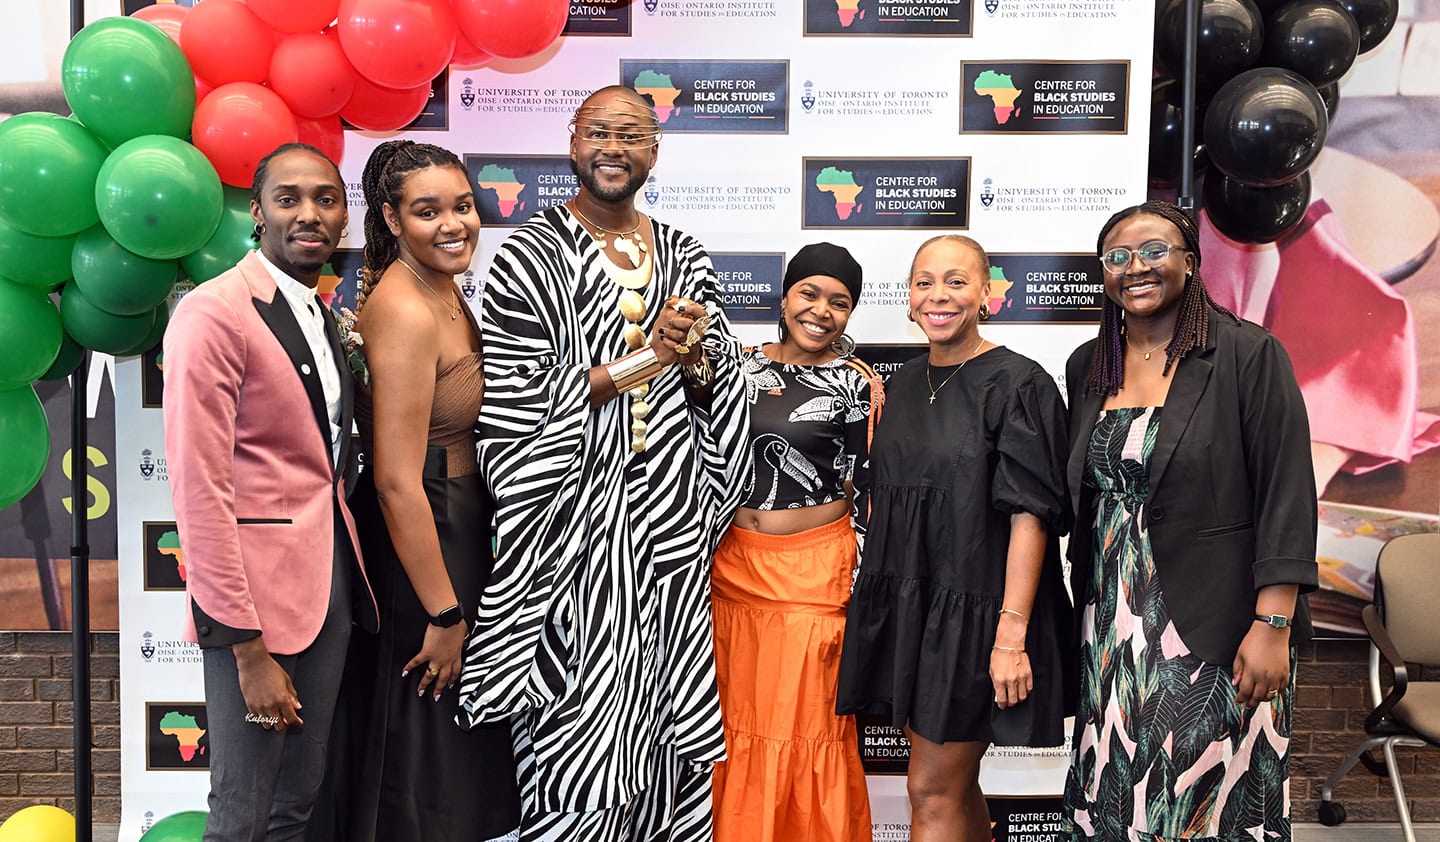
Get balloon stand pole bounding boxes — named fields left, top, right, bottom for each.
left=71, top=351, right=93, bottom=842
left=1177, top=0, right=1200, bottom=218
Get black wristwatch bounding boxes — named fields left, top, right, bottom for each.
left=1255, top=613, right=1290, bottom=629
left=429, top=603, right=465, bottom=628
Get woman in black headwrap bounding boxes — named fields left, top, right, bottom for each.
left=711, top=242, right=884, bottom=842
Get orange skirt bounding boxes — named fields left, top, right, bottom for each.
left=711, top=517, right=872, bottom=842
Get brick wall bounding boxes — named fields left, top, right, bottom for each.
left=0, top=632, right=120, bottom=824
left=0, top=633, right=1435, bottom=828
left=1295, top=639, right=1440, bottom=824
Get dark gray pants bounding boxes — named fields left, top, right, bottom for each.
left=201, top=540, right=353, bottom=842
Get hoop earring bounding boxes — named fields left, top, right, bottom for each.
left=979, top=303, right=990, bottom=321
left=831, top=334, right=856, bottom=358
left=777, top=310, right=789, bottom=342
left=341, top=227, right=349, bottom=239
left=252, top=223, right=265, bottom=240
left=906, top=309, right=915, bottom=323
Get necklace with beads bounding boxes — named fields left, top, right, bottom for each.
left=571, top=202, right=649, bottom=269
left=571, top=205, right=656, bottom=453
left=397, top=258, right=460, bottom=320
left=925, top=336, right=986, bottom=405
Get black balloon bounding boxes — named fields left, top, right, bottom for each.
left=1148, top=80, right=1211, bottom=188
left=1339, top=0, right=1397, bottom=52
left=1316, top=81, right=1340, bottom=118
left=1203, top=170, right=1311, bottom=242
left=1204, top=67, right=1327, bottom=186
left=1156, top=0, right=1266, bottom=94
left=1261, top=0, right=1360, bottom=86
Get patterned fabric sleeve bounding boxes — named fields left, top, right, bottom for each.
left=842, top=359, right=884, bottom=561
left=676, top=242, right=752, bottom=561
left=458, top=218, right=591, bottom=726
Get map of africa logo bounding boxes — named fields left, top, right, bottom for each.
left=158, top=711, right=206, bottom=763
left=634, top=69, right=682, bottom=122
left=475, top=164, right=526, bottom=218
left=988, top=265, right=1015, bottom=315
left=815, top=166, right=864, bottom=220
left=834, top=0, right=863, bottom=25
left=157, top=529, right=185, bottom=582
left=974, top=70, right=1024, bottom=125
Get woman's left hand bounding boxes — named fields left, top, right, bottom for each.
left=1232, top=623, right=1291, bottom=707
left=990, top=613, right=1032, bottom=709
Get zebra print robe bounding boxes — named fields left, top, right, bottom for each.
left=458, top=206, right=751, bottom=820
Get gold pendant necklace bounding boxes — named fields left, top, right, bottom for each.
left=397, top=258, right=460, bottom=320
left=1125, top=334, right=1172, bottom=361
left=571, top=203, right=649, bottom=273
left=926, top=336, right=985, bottom=405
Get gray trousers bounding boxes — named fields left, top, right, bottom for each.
left=201, top=538, right=353, bottom=842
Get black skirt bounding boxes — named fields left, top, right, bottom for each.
left=325, top=446, right=520, bottom=841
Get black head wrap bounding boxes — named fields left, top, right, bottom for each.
left=782, top=242, right=863, bottom=301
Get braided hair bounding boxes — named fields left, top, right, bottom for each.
left=356, top=140, right=467, bottom=312
left=1084, top=200, right=1238, bottom=396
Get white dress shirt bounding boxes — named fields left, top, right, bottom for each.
left=257, top=250, right=343, bottom=466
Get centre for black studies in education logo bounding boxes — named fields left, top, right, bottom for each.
left=620, top=60, right=789, bottom=134
left=802, top=158, right=970, bottom=230
left=803, top=0, right=973, bottom=36
left=463, top=155, right=577, bottom=227
left=961, top=60, right=1130, bottom=134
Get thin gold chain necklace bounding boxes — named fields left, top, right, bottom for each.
left=397, top=258, right=459, bottom=320
left=1125, top=333, right=1172, bottom=361
left=925, top=336, right=985, bottom=405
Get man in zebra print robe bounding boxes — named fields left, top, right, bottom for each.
left=458, top=87, right=751, bottom=840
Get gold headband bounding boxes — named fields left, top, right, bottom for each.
left=569, top=101, right=663, bottom=150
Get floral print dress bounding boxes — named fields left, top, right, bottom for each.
left=1063, top=406, right=1293, bottom=842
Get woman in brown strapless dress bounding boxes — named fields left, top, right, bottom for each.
left=324, top=140, right=519, bottom=841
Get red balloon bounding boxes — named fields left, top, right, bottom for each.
left=181, top=0, right=276, bottom=87
left=339, top=75, right=431, bottom=132
left=452, top=0, right=568, bottom=59
left=337, top=0, right=456, bottom=90
left=297, top=115, right=345, bottom=167
left=246, top=0, right=342, bottom=33
left=451, top=34, right=494, bottom=69
left=192, top=83, right=300, bottom=188
left=270, top=31, right=357, bottom=119
left=131, top=4, right=186, bottom=43
left=195, top=75, right=215, bottom=104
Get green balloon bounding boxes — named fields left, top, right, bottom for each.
left=0, top=279, right=62, bottom=390
left=0, top=385, right=49, bottom=510
left=139, top=810, right=207, bottom=842
left=0, top=219, right=76, bottom=292
left=96, top=136, right=223, bottom=261
left=72, top=225, right=178, bottom=316
left=59, top=281, right=156, bottom=355
left=0, top=113, right=108, bottom=237
left=119, top=300, right=171, bottom=357
left=181, top=187, right=258, bottom=284
left=62, top=17, right=195, bottom=148
left=39, top=332, right=85, bottom=381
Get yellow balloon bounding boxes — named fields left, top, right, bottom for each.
left=0, top=805, right=75, bottom=842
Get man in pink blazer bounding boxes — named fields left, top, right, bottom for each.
left=163, top=143, right=377, bottom=842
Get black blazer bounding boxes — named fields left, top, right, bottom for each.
left=1064, top=310, right=1318, bottom=665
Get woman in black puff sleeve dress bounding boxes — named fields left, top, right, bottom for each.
left=837, top=235, right=1074, bottom=842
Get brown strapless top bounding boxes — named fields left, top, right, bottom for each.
left=355, top=303, right=484, bottom=478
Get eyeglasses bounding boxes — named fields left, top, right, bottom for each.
left=1100, top=241, right=1186, bottom=274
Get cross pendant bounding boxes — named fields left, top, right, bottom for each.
left=928, top=394, right=937, bottom=404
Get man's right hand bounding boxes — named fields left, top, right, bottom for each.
left=232, top=637, right=303, bottom=731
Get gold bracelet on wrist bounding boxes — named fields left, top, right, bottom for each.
left=999, top=608, right=1029, bottom=623
left=992, top=645, right=1026, bottom=653
left=606, top=345, right=663, bottom=394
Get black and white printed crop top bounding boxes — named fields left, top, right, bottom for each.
left=737, top=345, right=884, bottom=545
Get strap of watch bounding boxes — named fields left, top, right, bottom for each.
left=429, top=603, right=465, bottom=628
left=1255, top=612, right=1290, bottom=629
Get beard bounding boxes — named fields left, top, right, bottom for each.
left=573, top=158, right=648, bottom=204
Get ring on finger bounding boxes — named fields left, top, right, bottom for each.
left=426, top=665, right=440, bottom=677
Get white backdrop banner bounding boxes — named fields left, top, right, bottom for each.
left=117, top=2, right=1153, bottom=839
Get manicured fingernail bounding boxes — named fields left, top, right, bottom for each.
left=401, top=669, right=409, bottom=677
